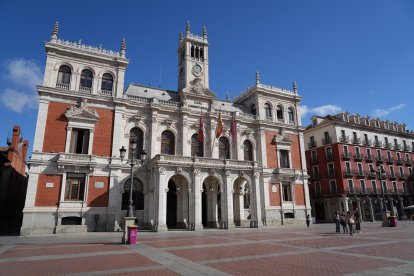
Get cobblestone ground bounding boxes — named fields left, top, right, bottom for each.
left=0, top=222, right=413, bottom=275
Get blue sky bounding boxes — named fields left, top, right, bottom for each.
left=1, top=1, right=414, bottom=154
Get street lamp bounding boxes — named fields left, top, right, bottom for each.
left=119, top=140, right=147, bottom=218
left=371, top=165, right=389, bottom=226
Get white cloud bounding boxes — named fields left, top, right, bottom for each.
left=1, top=89, right=38, bottom=113
left=371, top=104, right=405, bottom=118
left=300, top=104, right=342, bottom=117
left=1, top=58, right=42, bottom=113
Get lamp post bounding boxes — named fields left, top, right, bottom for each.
left=372, top=165, right=389, bottom=226
left=119, top=140, right=147, bottom=218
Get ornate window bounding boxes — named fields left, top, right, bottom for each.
left=161, top=130, right=175, bottom=155
left=243, top=140, right=253, bottom=161
left=264, top=103, right=272, bottom=119
left=282, top=182, right=292, bottom=201
left=69, top=128, right=89, bottom=154
left=65, top=173, right=86, bottom=201
left=219, top=137, right=230, bottom=159
left=288, top=107, right=295, bottom=123
left=122, top=178, right=144, bottom=210
left=191, top=134, right=203, bottom=157
left=57, top=65, right=71, bottom=86
left=276, top=105, right=284, bottom=120
left=129, top=127, right=144, bottom=160
left=80, top=69, right=93, bottom=89
left=280, top=150, right=290, bottom=168
left=101, top=73, right=113, bottom=92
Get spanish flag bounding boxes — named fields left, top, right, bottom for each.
left=215, top=112, right=223, bottom=139
left=198, top=113, right=205, bottom=143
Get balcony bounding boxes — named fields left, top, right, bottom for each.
left=343, top=169, right=353, bottom=177
left=354, top=153, right=364, bottom=161
left=398, top=173, right=407, bottom=180
left=367, top=170, right=377, bottom=178
left=79, top=86, right=92, bottom=93
left=326, top=153, right=334, bottom=161
left=384, top=142, right=392, bottom=149
left=99, top=90, right=112, bottom=97
left=404, top=159, right=412, bottom=166
left=346, top=187, right=361, bottom=195
left=375, top=155, right=384, bottom=164
left=388, top=172, right=397, bottom=180
left=385, top=157, right=394, bottom=164
left=374, top=141, right=383, bottom=148
left=394, top=143, right=401, bottom=151
left=308, top=141, right=317, bottom=149
left=311, top=156, right=318, bottom=164
left=365, top=187, right=379, bottom=195
left=341, top=152, right=351, bottom=160
left=362, top=139, right=372, bottom=146
left=352, top=137, right=361, bottom=145
left=322, top=137, right=332, bottom=145
left=378, top=172, right=387, bottom=180
left=56, top=82, right=70, bottom=90
left=312, top=173, right=321, bottom=180
left=339, top=136, right=349, bottom=143
left=57, top=153, right=96, bottom=169
left=354, top=170, right=365, bottom=178
left=395, top=158, right=403, bottom=165
left=365, top=154, right=374, bottom=162
left=327, top=171, right=336, bottom=178
left=403, top=145, right=411, bottom=152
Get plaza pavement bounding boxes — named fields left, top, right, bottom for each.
left=0, top=222, right=413, bottom=275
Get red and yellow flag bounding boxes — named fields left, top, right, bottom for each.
left=198, top=113, right=205, bottom=143
left=215, top=112, right=223, bottom=139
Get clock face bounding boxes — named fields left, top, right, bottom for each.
left=192, top=64, right=202, bottom=76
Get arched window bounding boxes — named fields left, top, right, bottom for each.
left=161, top=130, right=175, bottom=155
left=101, top=73, right=113, bottom=92
left=264, top=103, right=272, bottom=119
left=80, top=69, right=93, bottom=89
left=251, top=104, right=256, bottom=116
left=219, top=137, right=230, bottom=159
left=191, top=134, right=203, bottom=157
left=57, top=65, right=71, bottom=87
left=277, top=105, right=284, bottom=121
left=288, top=107, right=295, bottom=123
left=243, top=140, right=253, bottom=161
left=122, top=178, right=144, bottom=210
left=129, top=127, right=144, bottom=160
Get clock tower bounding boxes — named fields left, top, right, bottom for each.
left=177, top=22, right=209, bottom=92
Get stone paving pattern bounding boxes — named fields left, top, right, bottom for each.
left=0, top=222, right=413, bottom=275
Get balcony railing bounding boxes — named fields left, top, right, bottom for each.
left=394, top=143, right=401, bottom=150
left=327, top=171, right=336, bottom=177
left=354, top=170, right=365, bottom=178
left=396, top=158, right=403, bottom=165
left=375, top=155, right=384, bottom=163
left=388, top=172, right=397, bottom=180
left=365, top=154, right=374, bottom=162
left=79, top=86, right=92, bottom=93
left=404, top=159, right=412, bottom=166
left=398, top=173, right=407, bottom=180
left=362, top=139, right=372, bottom=146
left=403, top=145, right=411, bottom=152
left=354, top=153, right=364, bottom=161
left=339, top=136, right=349, bottom=143
left=326, top=153, right=334, bottom=161
left=384, top=142, right=392, bottom=149
left=312, top=173, right=320, bottom=180
left=352, top=137, right=361, bottom=145
left=308, top=141, right=317, bottom=149
left=99, top=90, right=112, bottom=96
left=385, top=157, right=394, bottom=164
left=56, top=83, right=70, bottom=90
left=341, top=152, right=351, bottom=160
left=367, top=171, right=377, bottom=178
left=322, top=137, right=332, bottom=145
left=374, top=141, right=383, bottom=148
left=365, top=188, right=379, bottom=195
left=343, top=169, right=353, bottom=177
left=311, top=157, right=318, bottom=164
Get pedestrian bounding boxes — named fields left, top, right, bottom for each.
left=306, top=214, right=311, bottom=227
left=354, top=209, right=361, bottom=233
left=340, top=212, right=348, bottom=233
left=333, top=211, right=341, bottom=234
left=345, top=210, right=355, bottom=236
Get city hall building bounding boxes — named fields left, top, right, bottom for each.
left=22, top=22, right=310, bottom=235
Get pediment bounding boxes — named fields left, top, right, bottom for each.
left=276, top=134, right=292, bottom=145
left=65, top=106, right=99, bottom=122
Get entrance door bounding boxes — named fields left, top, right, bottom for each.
left=166, top=180, right=177, bottom=229
left=202, top=184, right=207, bottom=227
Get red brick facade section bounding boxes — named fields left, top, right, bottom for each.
left=88, top=176, right=109, bottom=207
left=295, top=184, right=305, bottom=205
left=92, top=109, right=114, bottom=157
left=265, top=131, right=278, bottom=168
left=269, top=183, right=281, bottom=206
left=35, top=174, right=62, bottom=206
left=288, top=134, right=302, bottom=169
left=43, top=102, right=70, bottom=153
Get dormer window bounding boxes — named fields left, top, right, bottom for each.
left=57, top=65, right=71, bottom=89
left=80, top=69, right=93, bottom=92
left=101, top=73, right=113, bottom=92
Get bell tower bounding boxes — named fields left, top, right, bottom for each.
left=177, top=22, right=209, bottom=92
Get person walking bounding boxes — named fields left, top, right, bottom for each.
left=345, top=210, right=355, bottom=236
left=333, top=211, right=341, bottom=234
left=306, top=214, right=311, bottom=227
left=340, top=212, right=348, bottom=234
left=354, top=209, right=361, bottom=233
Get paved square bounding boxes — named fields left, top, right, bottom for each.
left=0, top=222, right=413, bottom=275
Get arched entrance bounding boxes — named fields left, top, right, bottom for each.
left=233, top=178, right=251, bottom=227
left=166, top=174, right=189, bottom=229
left=202, top=176, right=221, bottom=228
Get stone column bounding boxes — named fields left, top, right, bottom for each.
left=193, top=169, right=203, bottom=230
left=156, top=167, right=168, bottom=231
left=150, top=113, right=158, bottom=158
left=225, top=170, right=235, bottom=228
left=368, top=198, right=375, bottom=222
left=399, top=198, right=404, bottom=218
left=181, top=114, right=188, bottom=156
left=357, top=198, right=362, bottom=222
left=33, top=98, right=50, bottom=152
left=253, top=171, right=262, bottom=227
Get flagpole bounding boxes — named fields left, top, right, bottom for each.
left=211, top=105, right=223, bottom=157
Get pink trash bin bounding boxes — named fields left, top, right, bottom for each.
left=389, top=216, right=397, bottom=227
left=128, top=225, right=138, bottom=244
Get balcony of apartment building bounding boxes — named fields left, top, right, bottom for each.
left=322, top=136, right=332, bottom=145
left=365, top=154, right=374, bottom=162
left=404, top=158, right=412, bottom=167
left=367, top=170, right=377, bottom=179
left=311, top=156, right=318, bottom=164
left=341, top=152, right=351, bottom=160
left=339, top=135, right=349, bottom=143
left=327, top=170, right=336, bottom=178
left=403, top=145, right=411, bottom=152
left=375, top=155, right=384, bottom=164
left=395, top=157, right=403, bottom=165
left=374, top=140, right=383, bottom=148
left=308, top=141, right=317, bottom=149
left=354, top=153, right=364, bottom=161
left=365, top=187, right=379, bottom=195
left=384, top=142, right=392, bottom=150
left=362, top=139, right=372, bottom=146
left=354, top=169, right=365, bottom=178
left=345, top=187, right=361, bottom=196
left=311, top=172, right=321, bottom=180
left=326, top=152, right=334, bottom=162
left=385, top=156, right=394, bottom=164
left=352, top=137, right=361, bottom=145
left=398, top=172, right=407, bottom=180
left=394, top=143, right=401, bottom=151
left=343, top=169, right=353, bottom=178
left=388, top=172, right=397, bottom=180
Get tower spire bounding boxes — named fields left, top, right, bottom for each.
left=293, top=80, right=297, bottom=94
left=51, top=21, right=59, bottom=40
left=120, top=38, right=126, bottom=57
left=202, top=26, right=207, bottom=39
left=179, top=32, right=183, bottom=43
left=186, top=21, right=191, bottom=35
left=256, top=70, right=260, bottom=85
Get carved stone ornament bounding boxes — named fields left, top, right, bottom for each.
left=239, top=171, right=245, bottom=178
left=164, top=119, right=173, bottom=128
left=254, top=171, right=260, bottom=179
left=134, top=115, right=142, bottom=126
left=209, top=168, right=215, bottom=175
left=225, top=170, right=231, bottom=177
left=190, top=77, right=204, bottom=94
left=194, top=169, right=201, bottom=175
left=158, top=167, right=166, bottom=175
left=176, top=167, right=183, bottom=173
left=242, top=129, right=252, bottom=137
